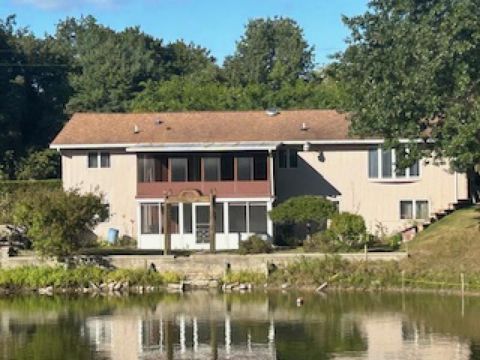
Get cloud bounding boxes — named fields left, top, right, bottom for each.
left=12, top=0, right=125, bottom=10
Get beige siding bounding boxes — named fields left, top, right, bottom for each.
left=275, top=146, right=468, bottom=234
left=61, top=150, right=137, bottom=240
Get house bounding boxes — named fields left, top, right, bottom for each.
left=50, top=110, right=468, bottom=250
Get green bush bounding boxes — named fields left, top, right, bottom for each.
left=238, top=235, right=272, bottom=255
left=303, top=230, right=338, bottom=253
left=269, top=196, right=337, bottom=226
left=223, top=270, right=267, bottom=285
left=330, top=212, right=367, bottom=248
left=12, top=189, right=108, bottom=260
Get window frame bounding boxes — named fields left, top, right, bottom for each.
left=100, top=152, right=110, bottom=168
left=368, top=147, right=421, bottom=181
left=399, top=200, right=430, bottom=220
left=170, top=158, right=188, bottom=182
left=140, top=203, right=160, bottom=235
left=278, top=148, right=298, bottom=169
left=88, top=152, right=99, bottom=168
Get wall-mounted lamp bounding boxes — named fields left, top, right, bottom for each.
left=317, top=151, right=325, bottom=162
left=303, top=142, right=311, bottom=151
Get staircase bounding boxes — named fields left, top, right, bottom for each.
left=401, top=199, right=472, bottom=241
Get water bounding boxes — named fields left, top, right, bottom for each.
left=0, top=291, right=479, bottom=360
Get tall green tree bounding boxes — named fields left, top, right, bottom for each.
left=338, top=0, right=480, bottom=171
left=224, top=17, right=314, bottom=88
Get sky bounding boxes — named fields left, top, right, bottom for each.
left=0, top=0, right=368, bottom=66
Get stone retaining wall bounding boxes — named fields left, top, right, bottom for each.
left=0, top=252, right=408, bottom=279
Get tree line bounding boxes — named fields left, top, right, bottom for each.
left=0, top=15, right=347, bottom=180
left=2, top=0, right=479, bottom=181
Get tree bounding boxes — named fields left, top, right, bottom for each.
left=12, top=189, right=108, bottom=260
left=269, top=196, right=337, bottom=227
left=338, top=0, right=480, bottom=171
left=224, top=17, right=314, bottom=88
left=16, top=149, right=60, bottom=180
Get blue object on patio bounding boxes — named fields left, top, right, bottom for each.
left=107, top=228, right=119, bottom=244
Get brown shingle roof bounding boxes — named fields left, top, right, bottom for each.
left=51, top=110, right=350, bottom=146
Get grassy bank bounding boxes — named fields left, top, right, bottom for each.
left=0, top=266, right=182, bottom=291
left=227, top=206, right=480, bottom=292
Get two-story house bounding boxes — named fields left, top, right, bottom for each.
left=50, top=110, right=469, bottom=250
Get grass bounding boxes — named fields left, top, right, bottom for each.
left=404, top=206, right=480, bottom=274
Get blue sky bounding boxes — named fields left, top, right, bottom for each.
left=1, top=0, right=367, bottom=66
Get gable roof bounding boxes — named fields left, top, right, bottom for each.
left=51, top=110, right=353, bottom=149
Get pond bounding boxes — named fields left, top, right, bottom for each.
left=0, top=291, right=479, bottom=359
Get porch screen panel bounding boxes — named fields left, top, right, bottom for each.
left=161, top=204, right=179, bottom=234
left=183, top=203, right=193, bottom=233
left=228, top=203, right=247, bottom=232
left=237, top=157, right=253, bottom=180
left=140, top=203, right=159, bottom=234
left=216, top=203, right=224, bottom=233
left=249, top=203, right=267, bottom=233
left=204, top=157, right=220, bottom=181
left=171, top=158, right=187, bottom=181
left=221, top=155, right=234, bottom=181
left=188, top=156, right=201, bottom=181
left=253, top=154, right=267, bottom=180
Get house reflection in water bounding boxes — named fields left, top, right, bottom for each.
left=85, top=314, right=276, bottom=360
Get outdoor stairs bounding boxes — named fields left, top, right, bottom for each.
left=423, top=199, right=472, bottom=229
left=401, top=199, right=472, bottom=241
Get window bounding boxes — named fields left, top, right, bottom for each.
left=400, top=200, right=429, bottom=220
left=183, top=203, right=192, bottom=234
left=249, top=203, right=267, bottom=233
left=415, top=200, right=429, bottom=220
left=140, top=203, right=159, bottom=234
left=221, top=154, right=234, bottom=181
left=400, top=201, right=413, bottom=220
left=382, top=149, right=393, bottom=178
left=138, top=155, right=168, bottom=182
left=160, top=204, right=179, bottom=234
left=100, top=153, right=110, bottom=168
left=216, top=203, right=224, bottom=233
left=368, top=148, right=379, bottom=178
left=368, top=147, right=421, bottom=180
left=228, top=203, right=247, bottom=232
left=278, top=148, right=298, bottom=168
left=204, top=157, right=220, bottom=181
left=254, top=154, right=267, bottom=180
left=171, top=158, right=188, bottom=181
left=88, top=152, right=98, bottom=168
left=237, top=157, right=253, bottom=180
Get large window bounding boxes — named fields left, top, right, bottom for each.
left=138, top=155, right=168, bottom=182
left=204, top=157, right=221, bottom=181
left=249, top=203, right=267, bottom=233
left=171, top=158, right=188, bottom=182
left=368, top=147, right=421, bottom=180
left=140, top=203, right=159, bottom=234
left=188, top=156, right=201, bottom=181
left=400, top=200, right=429, bottom=220
left=160, top=204, right=179, bottom=234
left=228, top=203, right=247, bottom=232
left=254, top=154, right=267, bottom=180
left=216, top=203, right=224, bottom=233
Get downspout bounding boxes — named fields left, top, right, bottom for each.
left=269, top=149, right=275, bottom=199
left=454, top=170, right=458, bottom=203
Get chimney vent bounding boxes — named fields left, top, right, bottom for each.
left=133, top=124, right=140, bottom=134
left=301, top=122, right=309, bottom=131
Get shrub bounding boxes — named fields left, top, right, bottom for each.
left=223, top=270, right=267, bottom=285
left=303, top=230, right=338, bottom=253
left=269, top=196, right=337, bottom=226
left=238, top=235, right=272, bottom=255
left=12, top=189, right=108, bottom=260
left=330, top=212, right=367, bottom=248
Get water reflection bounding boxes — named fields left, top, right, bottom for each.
left=0, top=292, right=479, bottom=359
